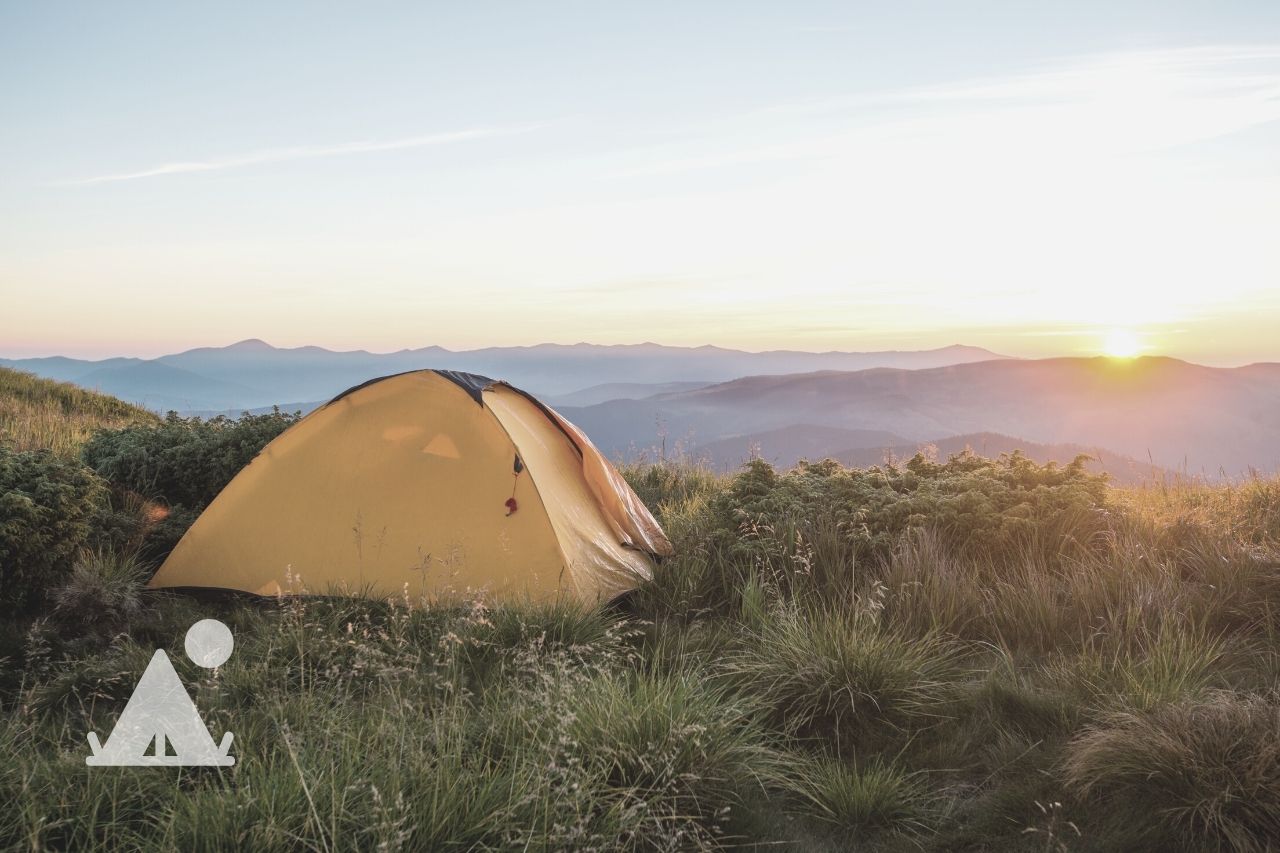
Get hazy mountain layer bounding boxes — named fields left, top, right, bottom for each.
left=1, top=339, right=1006, bottom=412
left=559, top=357, right=1280, bottom=477
left=8, top=342, right=1276, bottom=477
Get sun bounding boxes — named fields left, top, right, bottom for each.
left=1103, top=328, right=1141, bottom=358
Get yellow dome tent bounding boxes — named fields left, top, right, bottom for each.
left=148, top=370, right=673, bottom=604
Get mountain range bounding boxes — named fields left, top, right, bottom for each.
left=557, top=357, right=1280, bottom=478
left=4, top=340, right=1278, bottom=479
left=0, top=339, right=1005, bottom=413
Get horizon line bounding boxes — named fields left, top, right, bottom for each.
left=4, top=338, right=1278, bottom=368
left=1, top=337, right=1009, bottom=360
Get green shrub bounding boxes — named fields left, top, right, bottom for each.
left=81, top=409, right=299, bottom=509
left=73, top=410, right=298, bottom=567
left=136, top=503, right=201, bottom=564
left=0, top=446, right=107, bottom=614
left=719, top=452, right=1107, bottom=565
left=682, top=452, right=1110, bottom=614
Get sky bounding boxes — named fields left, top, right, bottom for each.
left=2, top=1, right=1279, bottom=364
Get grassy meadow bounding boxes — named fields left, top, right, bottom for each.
left=0, top=368, right=158, bottom=456
left=1, top=372, right=1279, bottom=851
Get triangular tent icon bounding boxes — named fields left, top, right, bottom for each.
left=86, top=649, right=234, bottom=767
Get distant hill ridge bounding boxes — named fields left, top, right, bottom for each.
left=6, top=343, right=1278, bottom=478
left=0, top=339, right=1010, bottom=413
left=557, top=356, right=1280, bottom=478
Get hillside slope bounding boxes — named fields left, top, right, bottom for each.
left=0, top=367, right=159, bottom=455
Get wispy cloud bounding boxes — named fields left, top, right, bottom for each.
left=609, top=45, right=1280, bottom=177
left=60, top=122, right=549, bottom=186
left=757, top=44, right=1280, bottom=113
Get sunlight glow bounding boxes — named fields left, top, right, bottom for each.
left=1103, top=329, right=1142, bottom=358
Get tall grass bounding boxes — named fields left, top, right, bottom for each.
left=3, top=450, right=1279, bottom=850
left=621, top=459, right=1280, bottom=850
left=1063, top=691, right=1280, bottom=851
left=0, top=367, right=158, bottom=456
left=791, top=757, right=935, bottom=838
left=722, top=602, right=964, bottom=749
left=4, top=591, right=765, bottom=850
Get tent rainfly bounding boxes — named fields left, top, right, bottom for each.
left=148, top=370, right=673, bottom=604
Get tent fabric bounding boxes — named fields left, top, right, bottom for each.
left=482, top=387, right=659, bottom=599
left=494, top=383, right=674, bottom=558
left=148, top=370, right=671, bottom=604
left=543, top=407, right=674, bottom=558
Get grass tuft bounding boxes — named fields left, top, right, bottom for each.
left=723, top=603, right=964, bottom=748
left=1063, top=691, right=1280, bottom=851
left=791, top=757, right=935, bottom=838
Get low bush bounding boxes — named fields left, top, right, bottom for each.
left=72, top=410, right=299, bottom=568
left=81, top=409, right=299, bottom=510
left=0, top=446, right=106, bottom=615
left=675, top=452, right=1111, bottom=614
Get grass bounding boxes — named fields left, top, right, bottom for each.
left=0, top=367, right=158, bottom=456
left=3, top=596, right=783, bottom=851
left=2, top=438, right=1279, bottom=850
left=721, top=602, right=964, bottom=749
left=1062, top=691, right=1280, bottom=851
left=791, top=757, right=934, bottom=839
